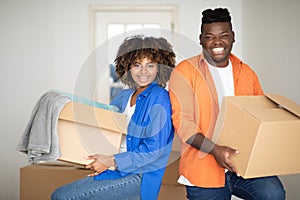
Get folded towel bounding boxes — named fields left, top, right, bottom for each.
left=50, top=89, right=119, bottom=112
left=16, top=91, right=70, bottom=163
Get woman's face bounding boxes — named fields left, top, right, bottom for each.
left=130, top=57, right=158, bottom=89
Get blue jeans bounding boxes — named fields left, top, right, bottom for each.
left=186, top=172, right=286, bottom=200
left=51, top=174, right=142, bottom=200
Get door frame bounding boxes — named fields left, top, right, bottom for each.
left=88, top=4, right=178, bottom=50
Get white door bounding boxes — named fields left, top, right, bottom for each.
left=90, top=5, right=177, bottom=104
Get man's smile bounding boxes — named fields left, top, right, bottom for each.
left=212, top=47, right=225, bottom=54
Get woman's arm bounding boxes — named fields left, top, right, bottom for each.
left=115, top=90, right=174, bottom=174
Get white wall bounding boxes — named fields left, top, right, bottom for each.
left=0, top=0, right=299, bottom=199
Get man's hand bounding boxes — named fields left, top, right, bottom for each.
left=211, top=144, right=239, bottom=173
left=187, top=133, right=239, bottom=173
left=85, top=154, right=115, bottom=177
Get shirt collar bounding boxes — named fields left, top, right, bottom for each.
left=137, top=82, right=158, bottom=98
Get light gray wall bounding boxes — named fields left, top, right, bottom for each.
left=241, top=1, right=300, bottom=200
left=0, top=0, right=299, bottom=199
left=242, top=0, right=300, bottom=104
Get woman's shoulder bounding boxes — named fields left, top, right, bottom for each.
left=113, top=88, right=133, bottom=98
left=110, top=88, right=133, bottom=108
left=150, top=84, right=168, bottom=94
left=148, top=85, right=170, bottom=102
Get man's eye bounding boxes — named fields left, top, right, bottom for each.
left=221, top=34, right=229, bottom=39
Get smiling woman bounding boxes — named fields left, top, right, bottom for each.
left=51, top=35, right=176, bottom=200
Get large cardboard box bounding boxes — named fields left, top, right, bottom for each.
left=57, top=102, right=127, bottom=165
left=162, top=151, right=181, bottom=186
left=20, top=162, right=93, bottom=200
left=158, top=185, right=187, bottom=200
left=160, top=151, right=187, bottom=200
left=20, top=157, right=186, bottom=200
left=213, top=94, right=300, bottom=178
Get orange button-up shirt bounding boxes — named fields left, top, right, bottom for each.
left=169, top=53, right=263, bottom=187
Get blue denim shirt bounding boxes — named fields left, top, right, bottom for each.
left=94, top=82, right=174, bottom=200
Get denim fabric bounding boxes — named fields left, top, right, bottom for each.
left=51, top=174, right=142, bottom=200
left=186, top=172, right=286, bottom=200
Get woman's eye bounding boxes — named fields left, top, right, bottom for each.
left=134, top=63, right=141, bottom=68
left=147, top=64, right=155, bottom=68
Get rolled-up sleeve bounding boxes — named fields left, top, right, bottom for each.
left=169, top=63, right=200, bottom=143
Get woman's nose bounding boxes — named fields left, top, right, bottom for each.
left=140, top=65, right=147, bottom=73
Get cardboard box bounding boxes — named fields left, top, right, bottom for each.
left=57, top=102, right=127, bottom=165
left=160, top=151, right=187, bottom=199
left=20, top=158, right=186, bottom=200
left=20, top=162, right=93, bottom=200
left=213, top=94, right=300, bottom=178
left=158, top=185, right=187, bottom=200
left=162, top=151, right=181, bottom=186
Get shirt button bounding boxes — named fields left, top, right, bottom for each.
left=128, top=138, right=131, bottom=141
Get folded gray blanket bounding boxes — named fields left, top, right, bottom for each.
left=16, top=91, right=70, bottom=163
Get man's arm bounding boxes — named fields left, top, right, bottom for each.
left=186, top=133, right=239, bottom=173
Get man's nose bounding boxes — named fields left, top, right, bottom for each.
left=213, top=36, right=222, bottom=44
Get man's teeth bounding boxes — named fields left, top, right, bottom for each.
left=213, top=47, right=224, bottom=53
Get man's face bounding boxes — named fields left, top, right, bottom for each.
left=200, top=22, right=235, bottom=67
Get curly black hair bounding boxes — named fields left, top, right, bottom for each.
left=201, top=8, right=232, bottom=32
left=114, top=35, right=176, bottom=88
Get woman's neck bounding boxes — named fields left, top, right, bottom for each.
left=130, top=85, right=148, bottom=106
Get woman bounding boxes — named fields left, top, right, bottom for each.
left=51, top=35, right=176, bottom=200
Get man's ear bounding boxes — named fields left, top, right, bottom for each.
left=199, top=34, right=203, bottom=45
left=232, top=31, right=235, bottom=43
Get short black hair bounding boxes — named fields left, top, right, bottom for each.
left=201, top=8, right=232, bottom=32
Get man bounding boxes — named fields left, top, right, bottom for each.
left=169, top=8, right=286, bottom=200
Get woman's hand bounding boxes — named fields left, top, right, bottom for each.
left=85, top=154, right=116, bottom=177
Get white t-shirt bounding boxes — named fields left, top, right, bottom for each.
left=208, top=60, right=235, bottom=106
left=178, top=60, right=235, bottom=186
left=119, top=93, right=136, bottom=153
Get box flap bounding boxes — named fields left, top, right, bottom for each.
left=265, top=94, right=300, bottom=118
left=59, top=102, right=127, bottom=133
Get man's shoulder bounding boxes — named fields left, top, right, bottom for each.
left=230, top=53, right=258, bottom=75
left=176, top=55, right=201, bottom=70
left=230, top=54, right=251, bottom=68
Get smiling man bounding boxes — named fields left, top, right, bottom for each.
left=169, top=8, right=286, bottom=200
